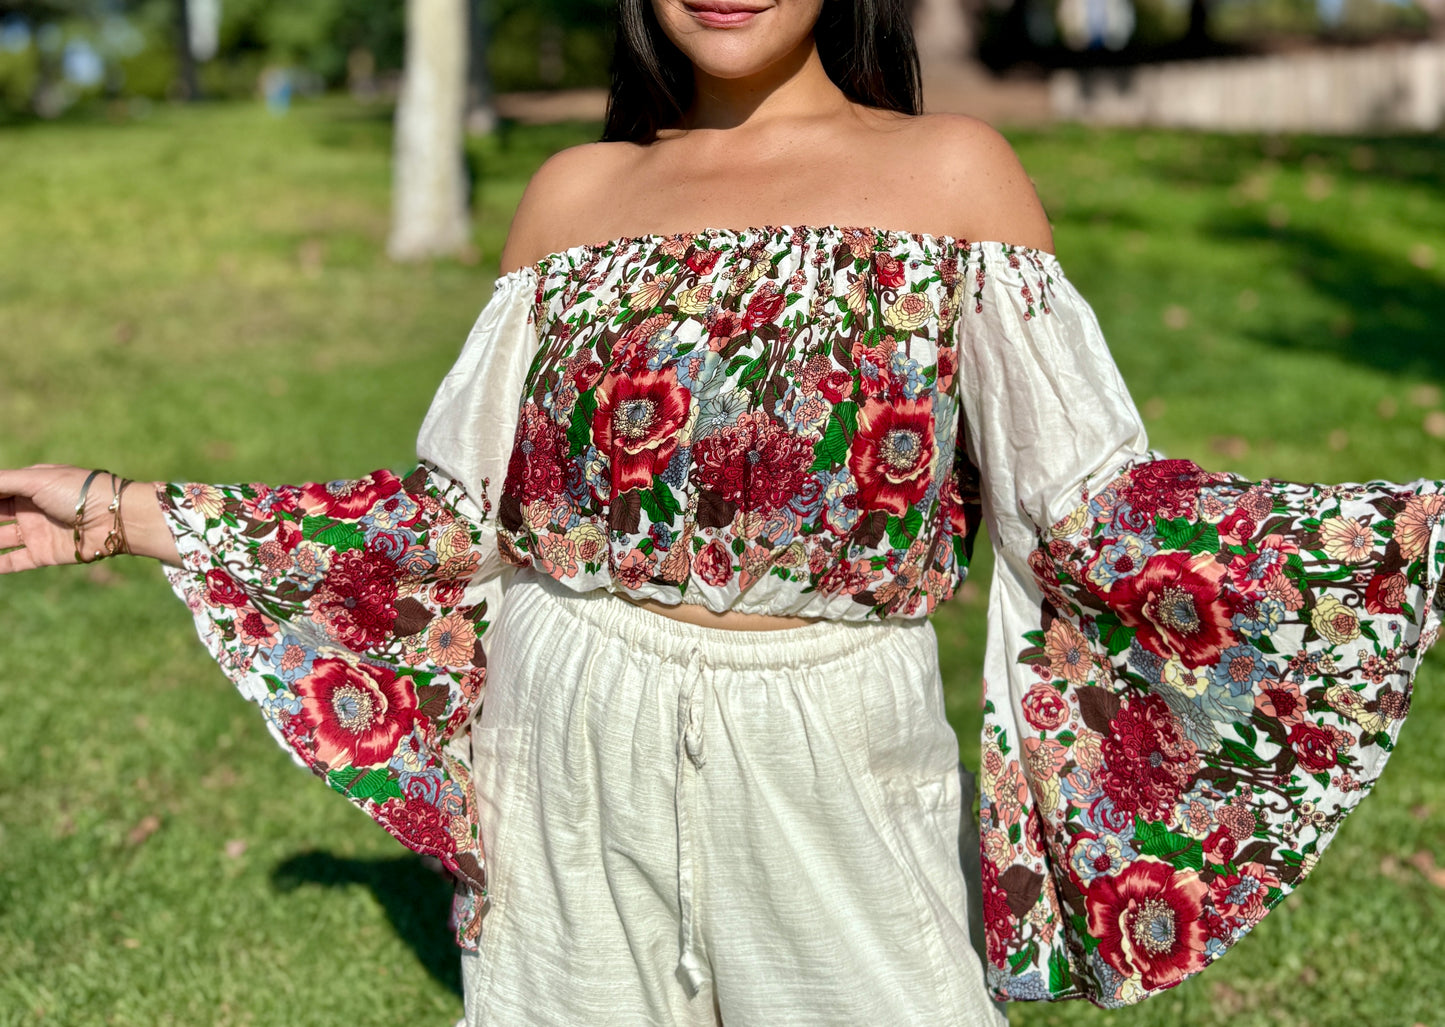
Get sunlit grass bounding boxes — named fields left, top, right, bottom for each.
left=1, top=99, right=1441, bottom=1026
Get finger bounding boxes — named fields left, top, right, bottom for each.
left=0, top=522, right=22, bottom=549
left=0, top=544, right=38, bottom=575
left=0, top=464, right=72, bottom=495
left=0, top=495, right=13, bottom=520
left=0, top=468, right=38, bottom=499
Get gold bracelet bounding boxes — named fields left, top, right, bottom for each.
left=103, top=475, right=134, bottom=559
left=73, top=468, right=109, bottom=565
left=116, top=478, right=133, bottom=556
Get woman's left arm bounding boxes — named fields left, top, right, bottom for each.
left=0, top=464, right=180, bottom=571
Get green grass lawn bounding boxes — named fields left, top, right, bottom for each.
left=0, top=99, right=1442, bottom=1026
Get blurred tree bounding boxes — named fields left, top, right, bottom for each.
left=467, top=0, right=495, bottom=135
left=6, top=0, right=101, bottom=114
left=388, top=0, right=470, bottom=261
left=173, top=0, right=198, bottom=98
left=209, top=0, right=405, bottom=86
left=2, top=1, right=99, bottom=20
left=488, top=0, right=611, bottom=91
left=1184, top=0, right=1213, bottom=47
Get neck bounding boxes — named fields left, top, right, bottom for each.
left=679, top=36, right=849, bottom=131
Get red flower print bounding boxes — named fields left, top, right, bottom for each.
left=849, top=395, right=936, bottom=516
left=613, top=546, right=656, bottom=590
left=742, top=282, right=786, bottom=330
left=1254, top=679, right=1306, bottom=726
left=936, top=346, right=957, bottom=391
left=940, top=465, right=979, bottom=537
left=979, top=847, right=1018, bottom=968
left=1365, top=571, right=1407, bottom=615
left=1217, top=507, right=1256, bottom=545
left=692, top=412, right=815, bottom=514
left=205, top=568, right=249, bottom=608
left=293, top=658, right=419, bottom=769
left=706, top=309, right=743, bottom=346
left=695, top=539, right=734, bottom=586
left=1086, top=860, right=1209, bottom=992
left=817, top=556, right=883, bottom=597
left=686, top=248, right=721, bottom=276
left=299, top=470, right=404, bottom=520
left=431, top=578, right=467, bottom=607
left=1288, top=721, right=1339, bottom=772
left=375, top=795, right=456, bottom=854
left=1106, top=550, right=1234, bottom=668
left=855, top=354, right=893, bottom=402
left=1122, top=459, right=1214, bottom=520
left=1021, top=683, right=1070, bottom=731
left=1202, top=826, right=1238, bottom=867
left=310, top=548, right=401, bottom=650
left=237, top=610, right=278, bottom=646
left=1098, top=694, right=1197, bottom=821
left=504, top=405, right=568, bottom=504
left=817, top=370, right=853, bottom=404
left=270, top=520, right=303, bottom=555
left=591, top=365, right=691, bottom=493
left=566, top=356, right=604, bottom=392
left=873, top=251, right=906, bottom=290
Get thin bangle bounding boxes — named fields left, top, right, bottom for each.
left=115, top=478, right=134, bottom=556
left=73, top=469, right=109, bottom=565
left=103, top=474, right=133, bottom=559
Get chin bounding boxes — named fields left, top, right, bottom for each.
left=653, top=0, right=823, bottom=77
left=685, top=40, right=784, bottom=81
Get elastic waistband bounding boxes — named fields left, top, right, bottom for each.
left=506, top=567, right=925, bottom=671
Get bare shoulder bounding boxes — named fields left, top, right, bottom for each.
left=893, top=111, right=1054, bottom=254
left=498, top=140, right=639, bottom=273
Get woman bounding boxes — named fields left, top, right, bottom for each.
left=1, top=1, right=1441, bottom=1023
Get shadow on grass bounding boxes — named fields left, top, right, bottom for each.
left=272, top=851, right=463, bottom=998
left=1208, top=216, right=1445, bottom=380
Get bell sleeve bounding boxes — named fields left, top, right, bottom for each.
left=158, top=267, right=541, bottom=950
left=955, top=244, right=1445, bottom=1006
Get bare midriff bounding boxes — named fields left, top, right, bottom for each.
left=619, top=592, right=821, bottom=631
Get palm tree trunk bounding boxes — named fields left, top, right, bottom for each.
left=389, top=0, right=471, bottom=261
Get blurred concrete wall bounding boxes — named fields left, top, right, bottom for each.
left=1052, top=42, right=1445, bottom=132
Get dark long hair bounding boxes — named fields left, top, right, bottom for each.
left=602, top=0, right=922, bottom=143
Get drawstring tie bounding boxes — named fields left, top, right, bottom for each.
left=674, top=644, right=709, bottom=997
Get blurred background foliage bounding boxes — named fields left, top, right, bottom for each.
left=0, top=0, right=1437, bottom=120
left=0, top=0, right=616, bottom=120
left=977, top=0, right=1431, bottom=71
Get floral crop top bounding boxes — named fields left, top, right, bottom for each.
left=418, top=224, right=1143, bottom=620
left=159, top=221, right=1444, bottom=1008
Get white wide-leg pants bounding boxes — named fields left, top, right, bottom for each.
left=461, top=567, right=1006, bottom=1027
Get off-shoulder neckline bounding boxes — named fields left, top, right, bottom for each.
left=491, top=224, right=1061, bottom=288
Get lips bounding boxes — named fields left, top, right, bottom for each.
left=684, top=1, right=769, bottom=25
left=685, top=1, right=768, bottom=11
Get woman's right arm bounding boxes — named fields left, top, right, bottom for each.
left=0, top=464, right=180, bottom=572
